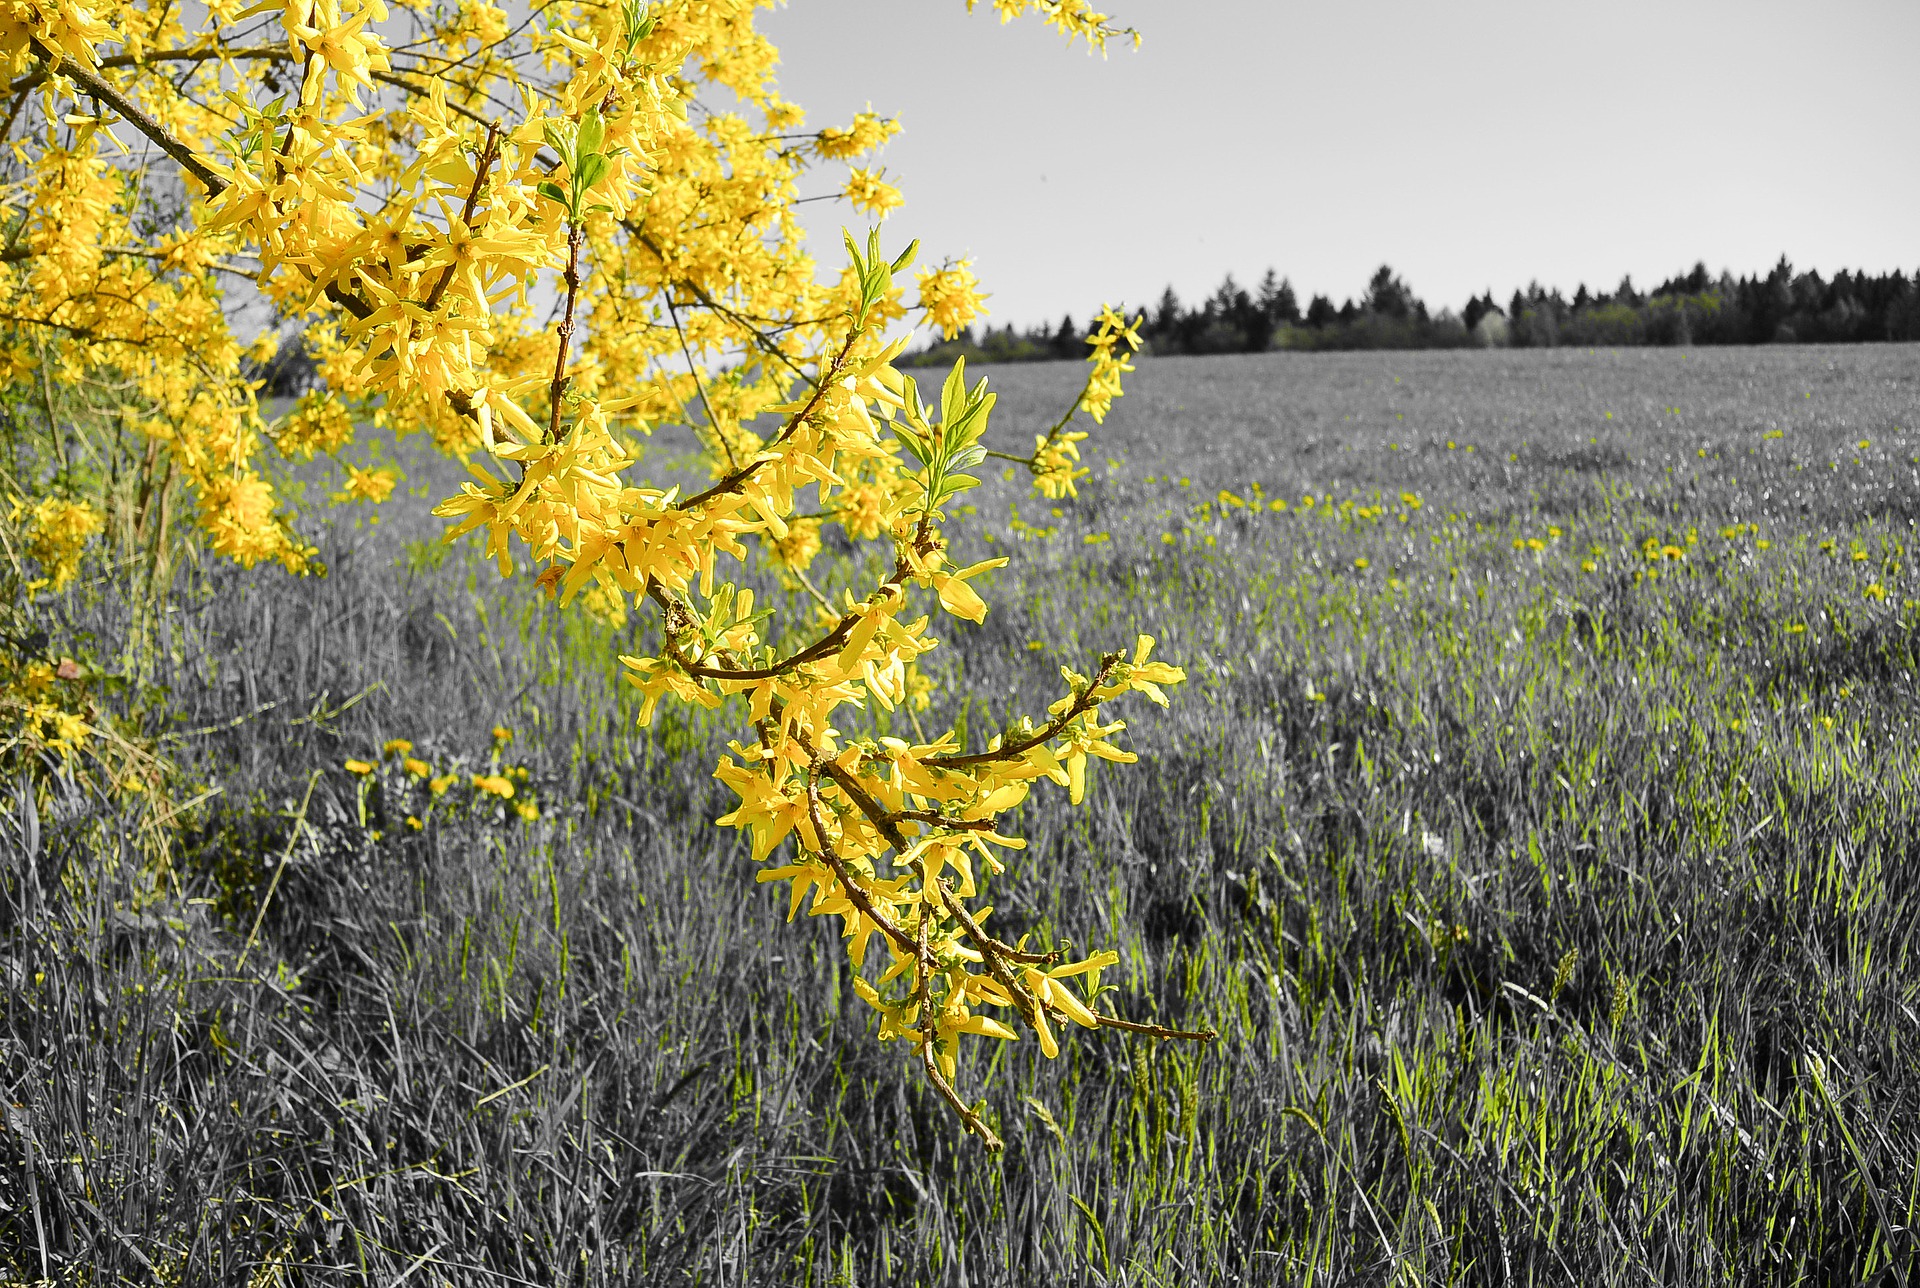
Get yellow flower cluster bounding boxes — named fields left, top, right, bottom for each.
left=967, top=0, right=1141, bottom=50
left=0, top=0, right=1186, bottom=1144
left=1017, top=306, right=1141, bottom=500
left=916, top=260, right=989, bottom=341
left=844, top=167, right=905, bottom=219
left=816, top=111, right=902, bottom=161
left=14, top=495, right=104, bottom=592
left=1078, top=305, right=1141, bottom=424
left=346, top=735, right=539, bottom=826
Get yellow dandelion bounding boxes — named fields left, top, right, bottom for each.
left=472, top=774, right=515, bottom=799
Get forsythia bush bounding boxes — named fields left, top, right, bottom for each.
left=0, top=0, right=1202, bottom=1144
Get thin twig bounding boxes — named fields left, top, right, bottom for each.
left=34, top=47, right=228, bottom=196
left=927, top=654, right=1124, bottom=768
left=801, top=776, right=917, bottom=957
left=422, top=121, right=501, bottom=313
left=665, top=293, right=733, bottom=468
left=674, top=328, right=862, bottom=512
left=545, top=222, right=587, bottom=443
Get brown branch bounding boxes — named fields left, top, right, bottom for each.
left=673, top=327, right=861, bottom=513
left=546, top=222, right=586, bottom=443
left=678, top=613, right=859, bottom=681
left=1093, top=1013, right=1216, bottom=1043
left=931, top=879, right=1059, bottom=966
left=422, top=121, right=501, bottom=313
left=801, top=776, right=918, bottom=958
left=926, top=654, right=1124, bottom=768
left=35, top=47, right=228, bottom=197
left=10, top=45, right=292, bottom=96
left=623, top=222, right=816, bottom=386
left=913, top=906, right=1003, bottom=1150
left=887, top=808, right=999, bottom=834
left=928, top=879, right=1050, bottom=1034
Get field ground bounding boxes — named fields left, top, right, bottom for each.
left=6, top=344, right=1920, bottom=1284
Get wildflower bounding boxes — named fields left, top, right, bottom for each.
left=335, top=465, right=399, bottom=505
left=383, top=739, right=414, bottom=757
left=472, top=774, right=515, bottom=799
left=492, top=725, right=513, bottom=745
left=402, top=757, right=432, bottom=778
left=429, top=774, right=458, bottom=797
left=405, top=815, right=424, bottom=831
left=1581, top=560, right=1597, bottom=573
left=1786, top=624, right=1807, bottom=635
left=344, top=759, right=374, bottom=775
left=513, top=799, right=539, bottom=821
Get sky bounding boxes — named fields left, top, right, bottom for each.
left=759, top=0, right=1920, bottom=331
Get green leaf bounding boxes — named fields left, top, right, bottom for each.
left=895, top=427, right=932, bottom=468
left=940, top=359, right=967, bottom=437
left=575, top=153, right=611, bottom=195
left=576, top=107, right=606, bottom=160
left=537, top=180, right=568, bottom=206
left=890, top=238, right=919, bottom=274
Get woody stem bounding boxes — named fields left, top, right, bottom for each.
left=548, top=222, right=587, bottom=443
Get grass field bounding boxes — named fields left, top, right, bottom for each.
left=6, top=343, right=1920, bottom=1285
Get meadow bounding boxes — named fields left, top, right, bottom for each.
left=6, top=343, right=1920, bottom=1285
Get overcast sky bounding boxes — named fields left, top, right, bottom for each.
left=759, top=0, right=1920, bottom=330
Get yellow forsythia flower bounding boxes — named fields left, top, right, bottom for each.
left=16, top=495, right=105, bottom=593
left=916, top=260, right=988, bottom=340
left=815, top=111, right=901, bottom=160
left=844, top=167, right=903, bottom=218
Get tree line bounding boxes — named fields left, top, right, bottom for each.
left=904, top=258, right=1920, bottom=365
